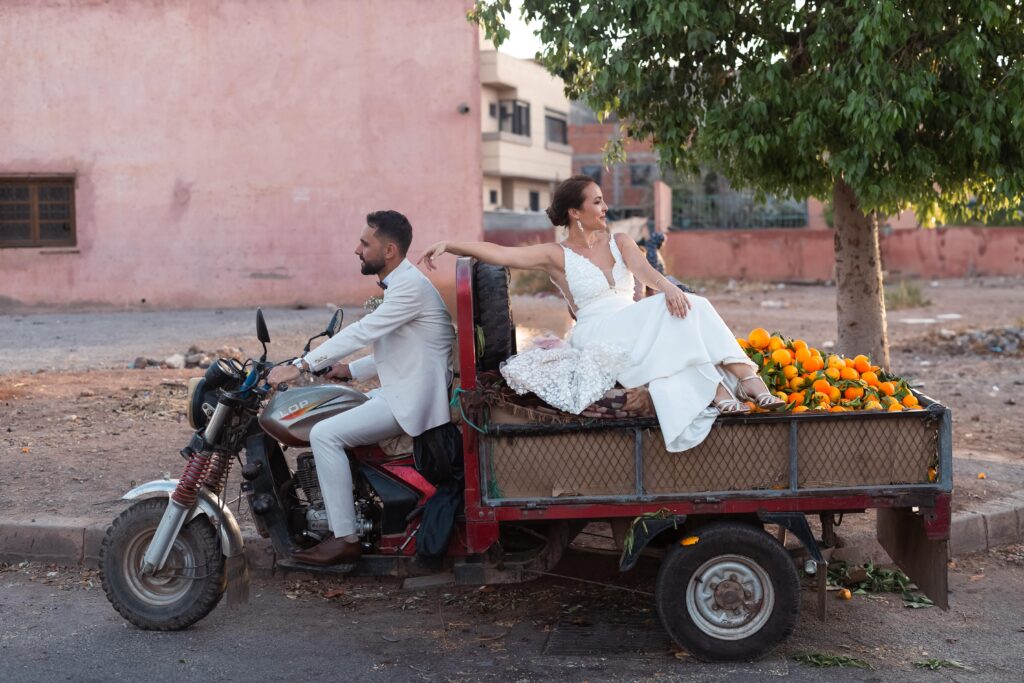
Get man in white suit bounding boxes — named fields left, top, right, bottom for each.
left=267, top=210, right=455, bottom=565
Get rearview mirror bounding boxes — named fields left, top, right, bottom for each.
left=326, top=309, right=344, bottom=338
left=256, top=308, right=270, bottom=344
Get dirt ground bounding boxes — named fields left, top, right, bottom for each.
left=1, top=276, right=1022, bottom=521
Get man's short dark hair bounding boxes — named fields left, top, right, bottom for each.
left=366, top=210, right=413, bottom=256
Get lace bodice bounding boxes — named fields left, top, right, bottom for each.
left=560, top=235, right=635, bottom=312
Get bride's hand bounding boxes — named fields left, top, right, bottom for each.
left=663, top=285, right=691, bottom=318
left=418, top=241, right=448, bottom=271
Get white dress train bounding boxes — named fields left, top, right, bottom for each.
left=500, top=235, right=756, bottom=452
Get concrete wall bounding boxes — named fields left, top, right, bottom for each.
left=661, top=227, right=1024, bottom=281
left=0, top=0, right=481, bottom=309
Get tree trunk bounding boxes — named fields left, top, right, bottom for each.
left=832, top=177, right=890, bottom=369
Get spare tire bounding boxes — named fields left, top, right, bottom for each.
left=473, top=262, right=516, bottom=372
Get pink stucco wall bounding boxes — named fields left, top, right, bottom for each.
left=0, top=0, right=481, bottom=308
left=662, top=227, right=1024, bottom=281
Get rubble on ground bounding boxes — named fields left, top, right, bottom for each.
left=132, top=345, right=246, bottom=370
left=929, top=327, right=1024, bottom=356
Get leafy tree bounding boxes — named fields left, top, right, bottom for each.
left=473, top=0, right=1024, bottom=367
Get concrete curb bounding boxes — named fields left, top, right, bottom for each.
left=2, top=496, right=1023, bottom=571
left=0, top=516, right=276, bottom=573
left=948, top=491, right=1024, bottom=557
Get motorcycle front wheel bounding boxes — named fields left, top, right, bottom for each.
left=100, top=498, right=225, bottom=630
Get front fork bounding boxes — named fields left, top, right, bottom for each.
left=141, top=402, right=232, bottom=576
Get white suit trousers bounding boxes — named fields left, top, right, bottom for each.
left=308, top=393, right=402, bottom=537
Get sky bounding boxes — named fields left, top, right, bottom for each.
left=489, top=1, right=544, bottom=59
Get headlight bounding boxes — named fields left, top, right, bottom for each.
left=187, top=377, right=209, bottom=430
left=188, top=358, right=244, bottom=429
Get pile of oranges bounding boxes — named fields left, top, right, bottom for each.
left=738, top=328, right=923, bottom=414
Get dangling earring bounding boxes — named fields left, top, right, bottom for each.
left=576, top=219, right=584, bottom=234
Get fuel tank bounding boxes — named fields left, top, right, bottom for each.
left=259, top=382, right=369, bottom=447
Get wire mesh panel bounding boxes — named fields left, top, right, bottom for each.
left=479, top=407, right=947, bottom=502
left=797, top=415, right=939, bottom=488
left=642, top=421, right=790, bottom=493
left=484, top=429, right=636, bottom=499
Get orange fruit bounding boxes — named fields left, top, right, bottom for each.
left=830, top=405, right=846, bottom=412
left=748, top=328, right=771, bottom=350
left=902, top=394, right=919, bottom=407
left=861, top=371, right=879, bottom=387
left=792, top=405, right=810, bottom=413
left=790, top=376, right=807, bottom=391
left=828, top=386, right=841, bottom=403
left=811, top=391, right=830, bottom=405
left=803, top=356, right=824, bottom=372
left=863, top=400, right=883, bottom=410
left=879, top=381, right=896, bottom=396
left=768, top=335, right=785, bottom=351
left=809, top=347, right=822, bottom=358
left=928, top=466, right=938, bottom=482
left=839, top=367, right=859, bottom=380
left=737, top=337, right=751, bottom=349
left=794, top=347, right=812, bottom=365
left=844, top=357, right=856, bottom=369
left=827, top=354, right=844, bottom=370
left=825, top=367, right=841, bottom=381
left=788, top=391, right=806, bottom=406
left=837, top=588, right=853, bottom=600
left=887, top=403, right=904, bottom=412
left=844, top=386, right=865, bottom=400
left=793, top=339, right=809, bottom=352
left=812, top=379, right=832, bottom=394
left=783, top=364, right=799, bottom=379
left=771, top=348, right=793, bottom=366
left=853, top=355, right=872, bottom=373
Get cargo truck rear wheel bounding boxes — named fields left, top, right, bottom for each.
left=655, top=521, right=800, bottom=661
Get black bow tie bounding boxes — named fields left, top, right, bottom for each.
left=377, top=280, right=388, bottom=290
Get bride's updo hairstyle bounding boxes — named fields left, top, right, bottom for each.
left=546, top=174, right=597, bottom=227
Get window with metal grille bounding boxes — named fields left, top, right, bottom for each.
left=581, top=165, right=603, bottom=186
left=545, top=112, right=568, bottom=144
left=499, top=99, right=530, bottom=137
left=630, top=163, right=654, bottom=187
left=529, top=191, right=540, bottom=212
left=0, top=178, right=76, bottom=248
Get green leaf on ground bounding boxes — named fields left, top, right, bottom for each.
left=902, top=592, right=934, bottom=608
left=913, top=658, right=971, bottom=671
left=793, top=652, right=870, bottom=668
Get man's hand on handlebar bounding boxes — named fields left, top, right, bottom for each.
left=324, top=363, right=351, bottom=381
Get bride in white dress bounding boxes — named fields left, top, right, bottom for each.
left=420, top=175, right=784, bottom=452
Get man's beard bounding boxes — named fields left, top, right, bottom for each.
left=360, top=257, right=385, bottom=276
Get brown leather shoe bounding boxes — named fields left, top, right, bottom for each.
left=292, top=536, right=362, bottom=566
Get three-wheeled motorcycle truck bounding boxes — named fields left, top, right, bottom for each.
left=101, top=258, right=952, bottom=662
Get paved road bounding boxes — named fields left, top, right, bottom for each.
left=2, top=550, right=1022, bottom=682
left=0, top=307, right=363, bottom=373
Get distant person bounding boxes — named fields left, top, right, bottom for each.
left=419, top=176, right=783, bottom=453
left=268, top=210, right=455, bottom=565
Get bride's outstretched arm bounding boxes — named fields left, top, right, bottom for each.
left=418, top=240, right=556, bottom=272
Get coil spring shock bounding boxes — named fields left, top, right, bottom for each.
left=203, top=450, right=233, bottom=497
left=172, top=449, right=212, bottom=507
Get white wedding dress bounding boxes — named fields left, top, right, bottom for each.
left=500, top=235, right=757, bottom=452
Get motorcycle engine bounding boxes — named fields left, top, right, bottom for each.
left=295, top=452, right=377, bottom=542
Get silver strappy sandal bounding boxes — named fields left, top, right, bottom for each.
left=712, top=384, right=751, bottom=415
left=737, top=374, right=786, bottom=411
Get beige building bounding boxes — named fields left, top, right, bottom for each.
left=480, top=50, right=572, bottom=214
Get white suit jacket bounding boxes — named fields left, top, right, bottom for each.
left=303, top=259, right=455, bottom=436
